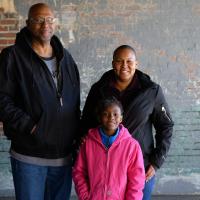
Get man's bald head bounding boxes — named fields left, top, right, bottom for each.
left=28, top=3, right=54, bottom=19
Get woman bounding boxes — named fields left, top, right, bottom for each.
left=81, top=45, right=174, bottom=200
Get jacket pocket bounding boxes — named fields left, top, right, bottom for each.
left=31, top=112, right=45, bottom=144
left=161, top=104, right=172, bottom=122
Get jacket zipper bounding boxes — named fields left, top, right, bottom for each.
left=56, top=62, right=63, bottom=107
left=161, top=105, right=171, bottom=122
left=41, top=58, right=63, bottom=107
left=60, top=97, right=63, bottom=106
left=104, top=148, right=109, bottom=199
left=57, top=92, right=63, bottom=107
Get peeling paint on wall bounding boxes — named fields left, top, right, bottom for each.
left=0, top=0, right=16, bottom=13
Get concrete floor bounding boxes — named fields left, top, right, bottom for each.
left=1, top=196, right=200, bottom=200
left=152, top=195, right=200, bottom=200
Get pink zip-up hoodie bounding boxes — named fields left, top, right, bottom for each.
left=73, top=124, right=145, bottom=200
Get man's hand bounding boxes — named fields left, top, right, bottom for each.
left=145, top=164, right=155, bottom=182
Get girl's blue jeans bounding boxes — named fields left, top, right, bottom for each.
left=142, top=175, right=156, bottom=200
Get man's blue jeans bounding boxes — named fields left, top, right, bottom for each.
left=142, top=175, right=156, bottom=200
left=11, top=157, right=72, bottom=200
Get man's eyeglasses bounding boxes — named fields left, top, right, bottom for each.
left=29, top=17, right=57, bottom=24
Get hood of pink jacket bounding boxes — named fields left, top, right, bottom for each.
left=87, top=124, right=132, bottom=146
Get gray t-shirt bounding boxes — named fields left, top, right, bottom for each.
left=43, top=56, right=58, bottom=87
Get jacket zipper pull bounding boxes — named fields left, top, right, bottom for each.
left=161, top=105, right=171, bottom=121
left=60, top=97, right=63, bottom=106
left=57, top=91, right=63, bottom=106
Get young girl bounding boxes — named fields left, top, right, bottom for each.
left=73, top=97, right=145, bottom=200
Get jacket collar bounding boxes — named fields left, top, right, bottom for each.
left=15, top=27, right=64, bottom=62
left=98, top=69, right=156, bottom=91
left=88, top=124, right=131, bottom=148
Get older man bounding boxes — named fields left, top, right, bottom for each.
left=0, top=3, right=80, bottom=200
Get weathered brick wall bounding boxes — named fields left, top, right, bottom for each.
left=0, top=9, right=19, bottom=51
left=0, top=122, right=13, bottom=197
left=1, top=0, right=200, bottom=196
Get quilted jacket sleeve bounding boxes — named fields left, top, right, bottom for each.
left=0, top=48, right=35, bottom=136
left=150, top=85, right=174, bottom=169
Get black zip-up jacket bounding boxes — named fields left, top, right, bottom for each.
left=81, top=69, right=174, bottom=169
left=0, top=27, right=80, bottom=159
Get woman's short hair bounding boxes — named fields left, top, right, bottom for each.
left=113, top=45, right=136, bottom=59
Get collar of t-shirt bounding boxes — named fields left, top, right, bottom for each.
left=99, top=127, right=120, bottom=148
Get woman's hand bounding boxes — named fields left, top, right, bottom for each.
left=145, top=164, right=155, bottom=182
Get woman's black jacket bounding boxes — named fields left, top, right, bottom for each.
left=81, top=69, right=174, bottom=169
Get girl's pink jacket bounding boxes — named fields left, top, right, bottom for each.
left=72, top=124, right=145, bottom=200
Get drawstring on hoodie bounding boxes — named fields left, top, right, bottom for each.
left=56, top=61, right=63, bottom=106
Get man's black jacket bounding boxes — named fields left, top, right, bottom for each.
left=0, top=27, right=80, bottom=159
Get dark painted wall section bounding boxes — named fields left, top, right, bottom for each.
left=1, top=0, right=200, bottom=195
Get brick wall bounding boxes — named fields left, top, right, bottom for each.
left=1, top=0, right=200, bottom=196
left=0, top=8, right=19, bottom=52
